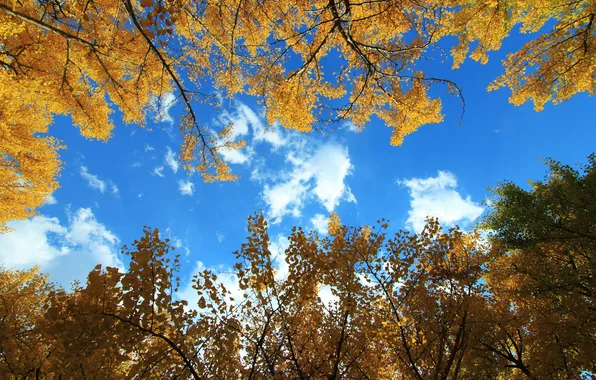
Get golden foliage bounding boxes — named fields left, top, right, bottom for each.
left=0, top=94, right=63, bottom=231
left=442, top=0, right=595, bottom=110
left=0, top=0, right=169, bottom=230
left=3, top=206, right=594, bottom=377
left=1, top=0, right=593, bottom=230
left=0, top=266, right=53, bottom=377
left=328, top=211, right=342, bottom=237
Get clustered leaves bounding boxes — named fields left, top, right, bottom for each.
left=1, top=0, right=594, bottom=229
left=1, top=156, right=595, bottom=378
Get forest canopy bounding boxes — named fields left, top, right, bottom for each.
left=1, top=156, right=595, bottom=378
left=1, top=0, right=594, bottom=377
left=1, top=0, right=594, bottom=229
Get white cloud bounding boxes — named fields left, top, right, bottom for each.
left=262, top=143, right=355, bottom=223
left=210, top=103, right=355, bottom=223
left=178, top=180, right=194, bottom=196
left=44, top=195, right=57, bottom=205
left=0, top=216, right=67, bottom=267
left=267, top=234, right=290, bottom=281
left=153, top=166, right=165, bottom=178
left=131, top=161, right=142, bottom=168
left=310, top=214, right=328, bottom=235
left=164, top=147, right=179, bottom=173
left=342, top=121, right=362, bottom=133
left=176, top=234, right=290, bottom=310
left=399, top=171, right=484, bottom=232
left=216, top=102, right=287, bottom=165
left=154, top=93, right=176, bottom=124
left=262, top=179, right=308, bottom=221
left=216, top=106, right=252, bottom=165
left=160, top=227, right=187, bottom=256
left=177, top=234, right=289, bottom=311
left=318, top=285, right=339, bottom=308
left=0, top=208, right=123, bottom=287
left=178, top=261, right=243, bottom=310
left=144, top=144, right=155, bottom=152
left=220, top=147, right=251, bottom=165
left=80, top=166, right=106, bottom=193
left=309, top=144, right=355, bottom=211
left=236, top=104, right=286, bottom=148
left=216, top=231, right=225, bottom=243
left=220, top=107, right=250, bottom=140
left=110, top=182, right=119, bottom=195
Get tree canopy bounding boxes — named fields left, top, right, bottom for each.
left=3, top=151, right=596, bottom=380
left=1, top=1, right=594, bottom=372
left=483, top=154, right=596, bottom=378
left=1, top=0, right=594, bottom=230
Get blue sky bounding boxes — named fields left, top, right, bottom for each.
left=1, top=30, right=595, bottom=298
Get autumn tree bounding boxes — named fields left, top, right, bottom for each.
left=443, top=0, right=595, bottom=110
left=0, top=266, right=55, bottom=378
left=41, top=229, right=242, bottom=378
left=0, top=0, right=231, bottom=232
left=1, top=0, right=594, bottom=230
left=0, top=215, right=497, bottom=378
left=480, top=154, right=596, bottom=377
left=3, top=201, right=596, bottom=378
left=237, top=214, right=502, bottom=378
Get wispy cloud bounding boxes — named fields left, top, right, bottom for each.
left=342, top=121, right=362, bottom=133
left=164, top=147, right=179, bottom=173
left=154, top=93, right=176, bottom=124
left=212, top=103, right=356, bottom=224
left=216, top=102, right=287, bottom=165
left=80, top=166, right=106, bottom=193
left=153, top=166, right=165, bottom=178
left=144, top=144, right=155, bottom=152
left=43, top=195, right=57, bottom=205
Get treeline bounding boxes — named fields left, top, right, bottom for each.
left=1, top=156, right=595, bottom=379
